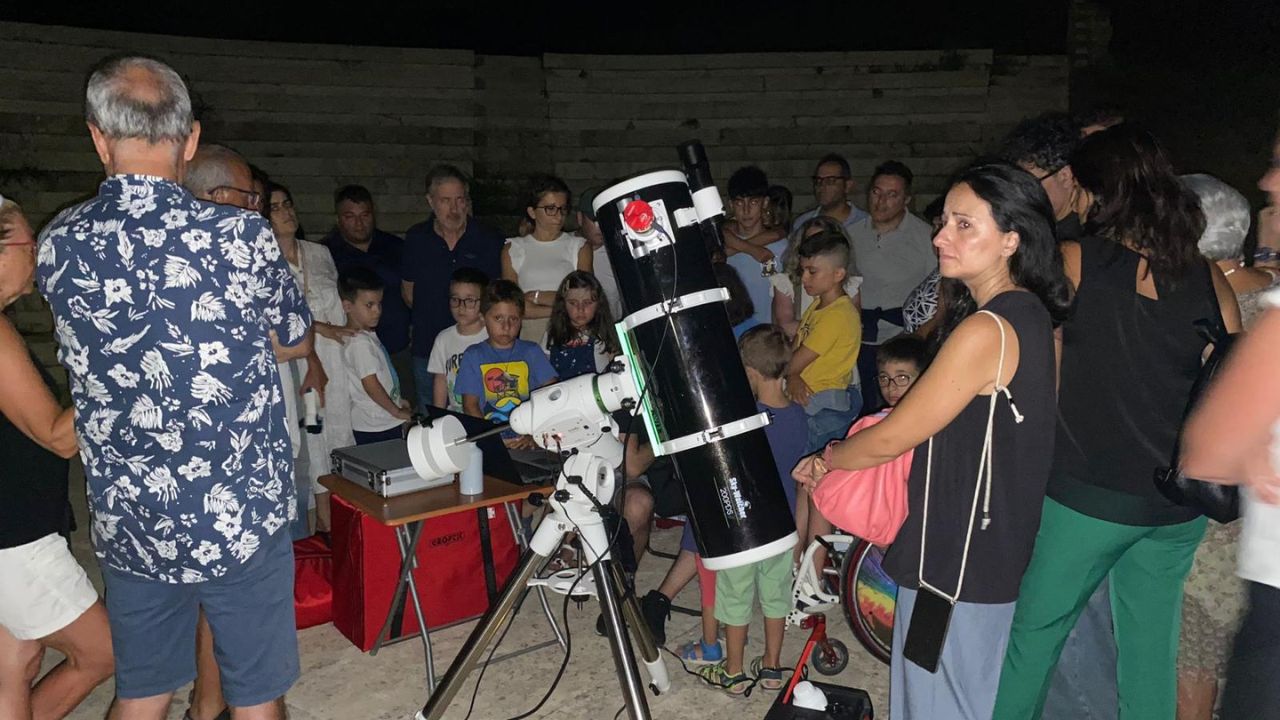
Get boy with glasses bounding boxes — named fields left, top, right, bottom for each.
left=427, top=268, right=490, bottom=412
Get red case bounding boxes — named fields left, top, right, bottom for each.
left=330, top=494, right=521, bottom=651
left=293, top=534, right=334, bottom=630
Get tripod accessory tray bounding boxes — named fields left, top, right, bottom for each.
left=331, top=439, right=454, bottom=497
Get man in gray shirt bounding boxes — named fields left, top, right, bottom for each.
left=847, top=160, right=936, bottom=411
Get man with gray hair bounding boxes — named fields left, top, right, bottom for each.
left=37, top=54, right=309, bottom=720
left=400, top=163, right=503, bottom=410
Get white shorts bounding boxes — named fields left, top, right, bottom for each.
left=0, top=533, right=97, bottom=640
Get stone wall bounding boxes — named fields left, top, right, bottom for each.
left=0, top=21, right=1067, bottom=391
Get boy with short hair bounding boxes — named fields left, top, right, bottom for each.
left=697, top=325, right=808, bottom=695
left=455, top=279, right=557, bottom=449
left=340, top=267, right=412, bottom=445
left=874, top=334, right=927, bottom=408
left=787, top=230, right=862, bottom=452
left=427, top=267, right=490, bottom=412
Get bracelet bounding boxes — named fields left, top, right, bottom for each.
left=1255, top=248, right=1280, bottom=264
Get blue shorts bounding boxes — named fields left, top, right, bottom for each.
left=101, top=528, right=300, bottom=706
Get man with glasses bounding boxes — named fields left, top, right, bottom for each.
left=846, top=160, right=935, bottom=414
left=791, top=153, right=870, bottom=233
left=321, top=185, right=414, bottom=408
left=185, top=141, right=329, bottom=720
left=999, top=111, right=1084, bottom=241
left=402, top=164, right=503, bottom=411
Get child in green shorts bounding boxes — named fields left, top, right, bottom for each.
left=696, top=326, right=808, bottom=695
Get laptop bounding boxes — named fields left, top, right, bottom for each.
left=417, top=407, right=560, bottom=486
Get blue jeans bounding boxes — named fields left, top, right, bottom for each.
left=803, top=386, right=862, bottom=454
left=413, top=356, right=435, bottom=411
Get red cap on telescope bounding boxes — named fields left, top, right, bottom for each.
left=622, top=199, right=655, bottom=233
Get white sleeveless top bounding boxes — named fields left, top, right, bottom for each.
left=506, top=232, right=585, bottom=292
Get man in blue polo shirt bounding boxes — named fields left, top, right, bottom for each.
left=401, top=164, right=503, bottom=410
left=322, top=184, right=415, bottom=407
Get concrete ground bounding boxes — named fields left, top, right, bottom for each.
left=54, top=465, right=889, bottom=719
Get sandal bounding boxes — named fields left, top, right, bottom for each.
left=695, top=661, right=752, bottom=696
left=750, top=655, right=786, bottom=692
left=677, top=638, right=723, bottom=665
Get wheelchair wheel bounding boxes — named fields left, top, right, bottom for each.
left=840, top=538, right=896, bottom=665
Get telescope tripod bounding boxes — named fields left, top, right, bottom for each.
left=418, top=452, right=670, bottom=720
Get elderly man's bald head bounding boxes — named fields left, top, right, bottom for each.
left=85, top=54, right=193, bottom=144
left=185, top=144, right=255, bottom=210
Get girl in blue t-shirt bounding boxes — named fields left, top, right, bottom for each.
left=542, top=271, right=620, bottom=380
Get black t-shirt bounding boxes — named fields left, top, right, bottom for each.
left=882, top=291, right=1057, bottom=604
left=0, top=356, right=72, bottom=548
left=324, top=229, right=411, bottom=354
left=1048, top=235, right=1217, bottom=526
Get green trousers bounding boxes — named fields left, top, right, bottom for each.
left=992, top=498, right=1206, bottom=720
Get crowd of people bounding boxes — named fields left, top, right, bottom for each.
left=2, top=50, right=1279, bottom=720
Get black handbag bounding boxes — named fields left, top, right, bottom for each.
left=1153, top=264, right=1240, bottom=523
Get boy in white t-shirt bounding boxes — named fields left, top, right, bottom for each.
left=339, top=267, right=411, bottom=445
left=427, top=267, right=489, bottom=412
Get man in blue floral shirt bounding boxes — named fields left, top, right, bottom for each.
left=37, top=54, right=311, bottom=719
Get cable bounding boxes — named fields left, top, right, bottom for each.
left=499, top=184, right=692, bottom=720
left=614, top=705, right=626, bottom=720
left=461, top=590, right=524, bottom=720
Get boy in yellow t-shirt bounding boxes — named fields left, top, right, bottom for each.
left=787, top=229, right=862, bottom=452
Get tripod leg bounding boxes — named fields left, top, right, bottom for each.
left=419, top=544, right=546, bottom=720
left=609, top=562, right=670, bottom=694
left=595, top=559, right=653, bottom=720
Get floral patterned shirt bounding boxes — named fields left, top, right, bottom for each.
left=37, top=175, right=312, bottom=583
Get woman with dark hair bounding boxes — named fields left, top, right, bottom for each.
left=502, top=174, right=592, bottom=342
left=992, top=125, right=1243, bottom=720
left=266, top=181, right=352, bottom=533
left=796, top=163, right=1070, bottom=719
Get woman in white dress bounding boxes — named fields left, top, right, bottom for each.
left=502, top=174, right=592, bottom=342
left=267, top=183, right=355, bottom=532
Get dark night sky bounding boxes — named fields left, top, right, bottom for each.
left=7, top=2, right=1071, bottom=54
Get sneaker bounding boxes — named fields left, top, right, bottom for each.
left=749, top=655, right=786, bottom=692
left=639, top=590, right=671, bottom=646
left=695, top=661, right=752, bottom=696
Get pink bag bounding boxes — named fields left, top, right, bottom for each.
left=811, top=410, right=913, bottom=545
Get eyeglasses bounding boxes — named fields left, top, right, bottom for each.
left=449, top=296, right=480, bottom=308
left=812, top=175, right=849, bottom=187
left=269, top=199, right=294, bottom=213
left=211, top=185, right=262, bottom=209
left=536, top=205, right=569, bottom=217
left=876, top=372, right=916, bottom=388
left=1032, top=166, right=1065, bottom=182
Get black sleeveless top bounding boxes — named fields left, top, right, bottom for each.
left=0, top=354, right=72, bottom=549
left=1048, top=235, right=1218, bottom=526
left=882, top=291, right=1057, bottom=604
